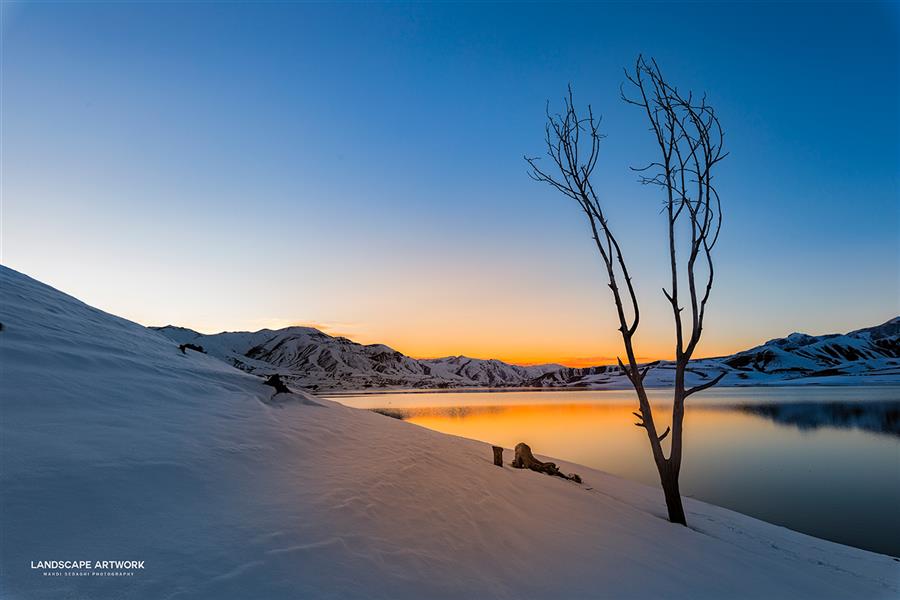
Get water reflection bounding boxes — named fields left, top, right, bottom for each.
left=329, top=386, right=900, bottom=557
left=374, top=399, right=900, bottom=437
left=734, top=401, right=900, bottom=436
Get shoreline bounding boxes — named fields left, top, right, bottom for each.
left=321, top=381, right=900, bottom=397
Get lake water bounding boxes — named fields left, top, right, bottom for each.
left=327, top=386, right=900, bottom=557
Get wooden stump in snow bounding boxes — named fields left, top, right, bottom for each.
left=511, top=442, right=581, bottom=483
left=492, top=446, right=504, bottom=466
left=178, top=343, right=206, bottom=354
left=264, top=373, right=291, bottom=395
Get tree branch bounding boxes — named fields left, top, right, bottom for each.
left=657, top=426, right=671, bottom=442
left=685, top=371, right=727, bottom=398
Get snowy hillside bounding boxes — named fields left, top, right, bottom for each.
left=2, top=264, right=898, bottom=599
left=721, top=319, right=900, bottom=382
left=529, top=319, right=900, bottom=389
left=155, top=317, right=900, bottom=392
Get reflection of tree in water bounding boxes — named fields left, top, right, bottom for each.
left=734, top=401, right=900, bottom=436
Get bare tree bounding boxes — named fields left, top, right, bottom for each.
left=525, top=56, right=726, bottom=525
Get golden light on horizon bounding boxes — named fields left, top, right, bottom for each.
left=168, top=312, right=746, bottom=368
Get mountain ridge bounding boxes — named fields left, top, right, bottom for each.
left=153, top=317, right=900, bottom=392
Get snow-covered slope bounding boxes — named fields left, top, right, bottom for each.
left=154, top=317, right=900, bottom=392
left=153, top=324, right=560, bottom=391
left=2, top=265, right=899, bottom=599
left=721, top=320, right=900, bottom=380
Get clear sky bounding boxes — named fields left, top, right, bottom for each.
left=2, top=1, right=898, bottom=366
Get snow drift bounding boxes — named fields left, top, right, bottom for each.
left=1, top=265, right=897, bottom=599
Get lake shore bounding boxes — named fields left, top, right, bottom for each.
left=324, top=387, right=900, bottom=556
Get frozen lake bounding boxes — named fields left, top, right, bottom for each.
left=328, top=386, right=900, bottom=557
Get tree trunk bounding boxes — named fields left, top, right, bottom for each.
left=658, top=462, right=686, bottom=525
left=491, top=446, right=504, bottom=467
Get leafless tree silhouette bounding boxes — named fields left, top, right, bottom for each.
left=525, top=55, right=727, bottom=525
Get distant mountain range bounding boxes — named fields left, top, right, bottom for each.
left=153, top=317, right=900, bottom=392
left=152, top=325, right=562, bottom=391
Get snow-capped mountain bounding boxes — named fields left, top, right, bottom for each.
left=153, top=317, right=900, bottom=391
left=723, top=319, right=900, bottom=376
left=153, top=325, right=561, bottom=391
left=530, top=318, right=900, bottom=389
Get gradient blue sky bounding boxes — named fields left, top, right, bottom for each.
left=2, top=1, right=898, bottom=364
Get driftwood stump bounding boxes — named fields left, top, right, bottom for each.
left=511, top=442, right=581, bottom=483
left=491, top=446, right=504, bottom=467
left=263, top=373, right=291, bottom=395
left=178, top=343, right=206, bottom=354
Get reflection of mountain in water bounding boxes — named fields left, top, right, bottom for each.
left=372, top=405, right=509, bottom=420
left=738, top=401, right=900, bottom=436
